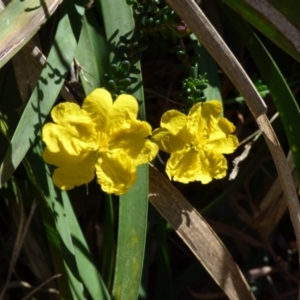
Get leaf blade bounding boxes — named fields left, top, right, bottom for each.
left=0, top=0, right=61, bottom=68
left=149, top=165, right=255, bottom=300
left=0, top=1, right=85, bottom=188
left=96, top=1, right=149, bottom=299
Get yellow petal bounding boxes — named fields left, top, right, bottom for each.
left=42, top=100, right=99, bottom=190
left=51, top=102, right=80, bottom=124
left=42, top=123, right=97, bottom=156
left=95, top=152, right=137, bottom=195
left=50, top=102, right=96, bottom=142
left=204, top=151, right=228, bottom=180
left=187, top=103, right=204, bottom=136
left=201, top=100, right=223, bottom=119
left=109, top=120, right=158, bottom=164
left=203, top=117, right=239, bottom=154
left=151, top=128, right=187, bottom=153
left=200, top=101, right=224, bottom=137
left=82, top=88, right=113, bottom=132
left=187, top=101, right=222, bottom=136
left=43, top=148, right=97, bottom=190
left=109, top=94, right=139, bottom=131
left=166, top=148, right=228, bottom=184
left=160, top=110, right=187, bottom=135
left=206, top=134, right=239, bottom=154
left=166, top=148, right=203, bottom=183
left=218, top=117, right=236, bottom=134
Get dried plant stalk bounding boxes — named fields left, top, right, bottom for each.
left=164, top=0, right=300, bottom=297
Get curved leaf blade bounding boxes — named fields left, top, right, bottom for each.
left=149, top=165, right=255, bottom=300
left=76, top=10, right=109, bottom=94
left=0, top=0, right=61, bottom=69
left=96, top=1, right=148, bottom=299
left=221, top=5, right=300, bottom=181
left=221, top=0, right=300, bottom=63
left=0, top=1, right=85, bottom=189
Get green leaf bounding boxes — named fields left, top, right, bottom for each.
left=221, top=0, right=300, bottom=63
left=99, top=195, right=115, bottom=289
left=0, top=1, right=85, bottom=188
left=27, top=134, right=110, bottom=299
left=113, top=165, right=149, bottom=300
left=23, top=158, right=79, bottom=299
left=76, top=10, right=109, bottom=94
left=63, top=190, right=111, bottom=300
left=190, top=34, right=222, bottom=102
left=221, top=5, right=300, bottom=182
left=0, top=0, right=61, bottom=69
left=97, top=0, right=145, bottom=117
left=96, top=1, right=149, bottom=299
left=27, top=143, right=86, bottom=299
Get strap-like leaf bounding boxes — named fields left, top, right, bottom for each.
left=0, top=0, right=61, bottom=69
left=149, top=165, right=255, bottom=300
left=96, top=0, right=149, bottom=299
left=0, top=1, right=84, bottom=189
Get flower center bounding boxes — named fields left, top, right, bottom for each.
left=191, top=136, right=201, bottom=151
left=98, top=132, right=109, bottom=152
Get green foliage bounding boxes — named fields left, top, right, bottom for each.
left=0, top=0, right=300, bottom=299
left=180, top=66, right=208, bottom=106
left=127, top=0, right=187, bottom=41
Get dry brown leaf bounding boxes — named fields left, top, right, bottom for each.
left=13, top=39, right=76, bottom=104
left=165, top=1, right=300, bottom=296
left=254, top=152, right=298, bottom=239
left=12, top=36, right=42, bottom=109
left=0, top=0, right=61, bottom=68
left=0, top=200, right=37, bottom=300
left=149, top=165, right=255, bottom=300
left=245, top=0, right=300, bottom=55
left=10, top=202, right=53, bottom=284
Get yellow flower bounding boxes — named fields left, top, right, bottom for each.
left=42, top=89, right=158, bottom=195
left=151, top=101, right=239, bottom=184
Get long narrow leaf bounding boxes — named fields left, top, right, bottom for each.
left=113, top=166, right=149, bottom=300
left=0, top=1, right=84, bottom=188
left=27, top=141, right=85, bottom=300
left=76, top=10, right=109, bottom=94
left=149, top=165, right=255, bottom=300
left=220, top=5, right=300, bottom=182
left=23, top=160, right=77, bottom=299
left=63, top=191, right=111, bottom=300
left=190, top=34, right=222, bottom=101
left=0, top=0, right=61, bottom=68
left=221, top=0, right=300, bottom=63
left=99, top=195, right=115, bottom=289
left=97, top=1, right=149, bottom=299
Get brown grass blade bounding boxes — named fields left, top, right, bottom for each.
left=0, top=199, right=37, bottom=300
left=0, top=0, right=61, bottom=68
left=245, top=0, right=300, bottom=56
left=164, top=1, right=300, bottom=297
left=149, top=165, right=255, bottom=300
left=254, top=152, right=297, bottom=239
left=13, top=38, right=76, bottom=105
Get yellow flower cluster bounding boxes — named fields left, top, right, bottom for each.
left=151, top=101, right=239, bottom=184
left=42, top=89, right=238, bottom=195
left=42, top=89, right=158, bottom=195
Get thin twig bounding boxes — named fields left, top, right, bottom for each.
left=0, top=185, right=25, bottom=300
left=20, top=274, right=61, bottom=300
left=238, top=112, right=279, bottom=146
left=0, top=197, right=37, bottom=300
